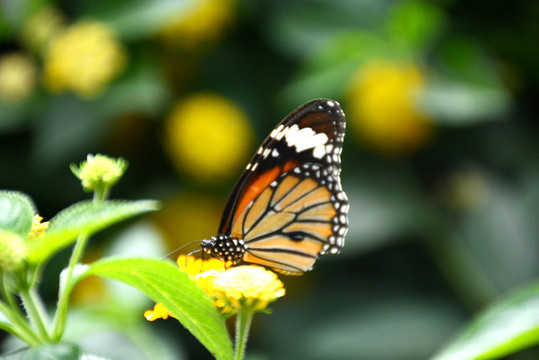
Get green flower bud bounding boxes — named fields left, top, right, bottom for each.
left=0, top=231, right=27, bottom=271
left=71, top=154, right=128, bottom=192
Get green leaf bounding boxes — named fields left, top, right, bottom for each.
left=420, top=80, right=510, bottom=125
left=386, top=0, right=446, bottom=51
left=89, top=0, right=193, bottom=40
left=0, top=191, right=36, bottom=238
left=86, top=258, right=233, bottom=360
left=432, top=282, right=539, bottom=360
left=1, top=343, right=81, bottom=359
left=27, top=200, right=159, bottom=264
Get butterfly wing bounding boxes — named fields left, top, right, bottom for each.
left=219, top=99, right=348, bottom=275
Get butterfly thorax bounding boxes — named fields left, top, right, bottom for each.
left=201, top=234, right=246, bottom=264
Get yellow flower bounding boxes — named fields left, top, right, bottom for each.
left=0, top=53, right=37, bottom=103
left=44, top=20, right=126, bottom=98
left=20, top=7, right=66, bottom=54
left=164, top=94, right=254, bottom=181
left=0, top=230, right=27, bottom=271
left=347, top=59, right=433, bottom=155
left=27, top=215, right=50, bottom=240
left=210, top=266, right=285, bottom=314
left=160, top=0, right=236, bottom=50
left=145, top=257, right=284, bottom=320
left=71, top=154, right=128, bottom=192
left=145, top=303, right=175, bottom=321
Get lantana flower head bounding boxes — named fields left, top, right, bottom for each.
left=71, top=154, right=127, bottom=192
left=145, top=255, right=285, bottom=320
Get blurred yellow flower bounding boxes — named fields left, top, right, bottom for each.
left=0, top=53, right=37, bottom=103
left=20, top=7, right=66, bottom=54
left=27, top=215, right=49, bottom=240
left=347, top=59, right=433, bottom=155
left=164, top=94, right=253, bottom=181
left=160, top=0, right=236, bottom=50
left=145, top=256, right=284, bottom=320
left=152, top=192, right=223, bottom=250
left=0, top=231, right=27, bottom=271
left=44, top=21, right=126, bottom=98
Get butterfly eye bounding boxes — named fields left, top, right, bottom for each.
left=287, top=232, right=307, bottom=242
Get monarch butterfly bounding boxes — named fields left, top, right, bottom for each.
left=201, top=99, right=349, bottom=275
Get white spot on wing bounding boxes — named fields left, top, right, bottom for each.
left=272, top=148, right=280, bottom=157
left=270, top=124, right=284, bottom=138
left=313, top=144, right=326, bottom=159
left=295, top=132, right=329, bottom=152
left=286, top=127, right=314, bottom=147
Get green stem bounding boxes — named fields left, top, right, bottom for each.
left=0, top=300, right=41, bottom=345
left=50, top=233, right=89, bottom=341
left=20, top=288, right=50, bottom=342
left=233, top=308, right=254, bottom=360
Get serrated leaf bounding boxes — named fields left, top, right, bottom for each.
left=432, top=282, right=539, bottom=360
left=1, top=343, right=81, bottom=359
left=87, top=258, right=233, bottom=360
left=0, top=191, right=36, bottom=238
left=27, top=200, right=159, bottom=264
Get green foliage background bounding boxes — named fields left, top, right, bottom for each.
left=1, top=0, right=538, bottom=359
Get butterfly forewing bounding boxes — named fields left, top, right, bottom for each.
left=204, top=99, right=349, bottom=275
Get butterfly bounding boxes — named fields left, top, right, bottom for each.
left=200, top=99, right=349, bottom=275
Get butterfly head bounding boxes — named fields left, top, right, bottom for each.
left=201, top=234, right=246, bottom=264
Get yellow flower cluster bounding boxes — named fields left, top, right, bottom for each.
left=0, top=214, right=49, bottom=271
left=347, top=59, right=433, bottom=155
left=44, top=21, right=126, bottom=97
left=27, top=215, right=50, bottom=240
left=145, top=255, right=285, bottom=320
left=164, top=93, right=253, bottom=181
left=210, top=266, right=286, bottom=314
left=71, top=154, right=128, bottom=192
left=20, top=7, right=66, bottom=54
left=160, top=0, right=236, bottom=49
left=0, top=231, right=27, bottom=271
left=0, top=53, right=37, bottom=103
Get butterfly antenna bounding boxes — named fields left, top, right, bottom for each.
left=178, top=245, right=203, bottom=271
left=161, top=240, right=202, bottom=261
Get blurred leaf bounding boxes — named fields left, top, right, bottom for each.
left=432, top=282, right=539, bottom=360
left=437, top=39, right=504, bottom=87
left=32, top=62, right=171, bottom=167
left=420, top=80, right=510, bottom=125
left=64, top=308, right=182, bottom=360
left=457, top=174, right=538, bottom=293
left=87, top=258, right=233, bottom=360
left=0, top=101, right=31, bottom=132
left=264, top=295, right=464, bottom=360
left=27, top=200, right=159, bottom=264
left=386, top=0, right=446, bottom=51
left=264, top=0, right=387, bottom=58
left=0, top=190, right=35, bottom=238
left=89, top=0, right=192, bottom=40
left=1, top=343, right=81, bottom=359
left=341, top=160, right=438, bottom=255
left=279, top=31, right=401, bottom=107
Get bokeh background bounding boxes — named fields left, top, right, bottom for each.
left=1, top=0, right=538, bottom=359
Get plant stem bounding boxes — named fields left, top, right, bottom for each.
left=20, top=288, right=50, bottom=342
left=233, top=308, right=254, bottom=360
left=50, top=232, right=89, bottom=341
left=0, top=300, right=41, bottom=345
